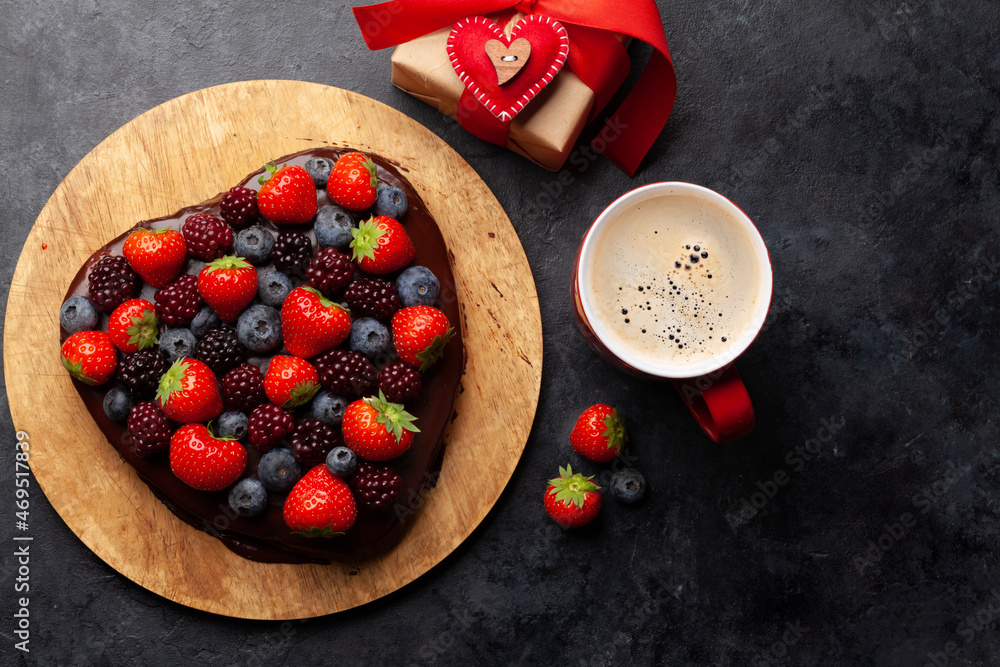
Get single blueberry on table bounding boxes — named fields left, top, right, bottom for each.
left=610, top=469, right=646, bottom=504
left=228, top=478, right=267, bottom=517
left=236, top=304, right=282, bottom=354
left=103, top=386, right=134, bottom=422
left=234, top=225, right=275, bottom=265
left=160, top=328, right=198, bottom=364
left=60, top=295, right=99, bottom=334
left=396, top=266, right=440, bottom=307
left=257, top=448, right=303, bottom=493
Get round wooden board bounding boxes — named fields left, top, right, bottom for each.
left=4, top=80, right=542, bottom=619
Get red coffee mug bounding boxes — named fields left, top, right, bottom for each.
left=572, top=182, right=773, bottom=443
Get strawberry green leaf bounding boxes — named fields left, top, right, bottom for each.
left=367, top=390, right=420, bottom=442
left=126, top=308, right=159, bottom=351
left=547, top=464, right=599, bottom=509
left=258, top=161, right=278, bottom=185
left=601, top=409, right=628, bottom=453
left=349, top=217, right=387, bottom=263
left=415, top=327, right=456, bottom=372
left=300, top=285, right=339, bottom=309
left=155, top=358, right=190, bottom=405
left=292, top=526, right=345, bottom=539
left=284, top=380, right=320, bottom=408
left=204, top=255, right=254, bottom=273
left=61, top=355, right=95, bottom=385
left=361, top=156, right=378, bottom=189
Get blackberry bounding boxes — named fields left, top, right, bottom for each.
left=289, top=419, right=340, bottom=466
left=350, top=462, right=402, bottom=512
left=181, top=213, right=233, bottom=261
left=127, top=401, right=174, bottom=457
left=88, top=255, right=140, bottom=313
left=247, top=403, right=295, bottom=452
left=305, top=247, right=354, bottom=295
left=118, top=349, right=169, bottom=399
left=195, top=326, right=245, bottom=376
left=220, top=186, right=260, bottom=230
left=312, top=349, right=375, bottom=398
left=155, top=275, right=203, bottom=327
left=220, top=362, right=267, bottom=412
left=272, top=231, right=313, bottom=277
left=377, top=362, right=422, bottom=403
left=344, top=278, right=400, bottom=320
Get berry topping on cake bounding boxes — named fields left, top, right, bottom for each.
left=327, top=152, right=378, bottom=211
left=127, top=401, right=174, bottom=458
left=235, top=304, right=283, bottom=354
left=349, top=317, right=392, bottom=359
left=377, top=361, right=422, bottom=404
left=314, top=206, right=354, bottom=250
left=159, top=328, right=198, bottom=364
left=375, top=185, right=408, bottom=220
left=342, top=391, right=419, bottom=461
left=305, top=246, right=355, bottom=295
left=220, top=362, right=267, bottom=412
left=233, top=225, right=274, bottom=265
left=264, top=355, right=320, bottom=408
left=169, top=423, right=247, bottom=492
left=544, top=465, right=601, bottom=528
left=122, top=228, right=187, bottom=288
left=350, top=461, right=403, bottom=512
left=271, top=230, right=313, bottom=277
left=108, top=298, right=159, bottom=353
left=312, top=349, right=375, bottom=398
left=280, top=287, right=351, bottom=359
left=229, top=478, right=267, bottom=516
left=396, top=266, right=440, bottom=308
left=216, top=410, right=249, bottom=441
left=283, top=465, right=357, bottom=537
left=197, top=256, right=257, bottom=323
left=182, top=213, right=233, bottom=261
left=257, top=163, right=318, bottom=224
left=118, top=349, right=169, bottom=400
left=303, top=157, right=333, bottom=188
left=258, top=448, right=303, bottom=493
left=344, top=277, right=401, bottom=320
left=325, top=446, right=357, bottom=478
left=391, top=306, right=455, bottom=371
left=155, top=274, right=203, bottom=328
left=570, top=404, right=628, bottom=464
left=312, top=391, right=349, bottom=427
left=190, top=305, right=223, bottom=338
left=194, top=326, right=246, bottom=376
left=155, top=358, right=223, bottom=423
left=256, top=269, right=294, bottom=308
left=103, top=386, right=134, bottom=423
left=349, top=216, right=415, bottom=275
left=59, top=295, right=99, bottom=335
left=88, top=255, right=140, bottom=313
left=61, top=330, right=117, bottom=385
left=220, top=186, right=261, bottom=230
left=289, top=419, right=340, bottom=466
left=248, top=403, right=296, bottom=453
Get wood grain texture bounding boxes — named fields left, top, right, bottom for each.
left=4, top=81, right=542, bottom=619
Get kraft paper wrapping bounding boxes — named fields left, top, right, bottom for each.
left=391, top=27, right=629, bottom=171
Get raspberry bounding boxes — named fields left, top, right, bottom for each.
left=194, top=326, right=245, bottom=376
left=181, top=213, right=233, bottom=261
left=221, top=362, right=266, bottom=412
left=117, top=350, right=169, bottom=400
left=312, top=349, right=375, bottom=398
left=350, top=462, right=402, bottom=512
left=88, top=255, right=141, bottom=313
left=305, top=247, right=355, bottom=295
left=220, top=186, right=260, bottom=230
left=377, top=362, right=422, bottom=403
left=154, top=274, right=203, bottom=327
left=344, top=278, right=401, bottom=320
left=248, top=403, right=296, bottom=453
left=271, top=231, right=313, bottom=277
left=127, top=401, right=174, bottom=457
left=288, top=419, right=340, bottom=466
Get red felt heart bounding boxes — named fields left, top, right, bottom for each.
left=447, top=15, right=569, bottom=123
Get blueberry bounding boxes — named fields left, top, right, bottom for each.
left=311, top=391, right=349, bottom=427
left=159, top=328, right=198, bottom=364
left=235, top=304, right=282, bottom=354
left=228, top=478, right=267, bottom=517
left=314, top=206, right=355, bottom=250
left=60, top=295, right=99, bottom=334
left=396, top=266, right=440, bottom=307
left=103, top=386, right=134, bottom=422
left=217, top=410, right=249, bottom=440
left=375, top=185, right=408, bottom=220
left=234, top=226, right=275, bottom=265
left=190, top=306, right=222, bottom=338
left=257, top=448, right=302, bottom=494
left=610, top=469, right=646, bottom=504
left=349, top=317, right=391, bottom=359
left=304, top=157, right=333, bottom=188
left=257, top=269, right=294, bottom=308
left=326, top=446, right=358, bottom=478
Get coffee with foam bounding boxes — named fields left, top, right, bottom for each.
left=584, top=193, right=766, bottom=368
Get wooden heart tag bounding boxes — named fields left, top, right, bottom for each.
left=485, top=38, right=531, bottom=85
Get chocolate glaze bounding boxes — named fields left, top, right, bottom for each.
left=61, top=148, right=464, bottom=564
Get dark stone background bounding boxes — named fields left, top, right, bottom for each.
left=2, top=1, right=999, bottom=664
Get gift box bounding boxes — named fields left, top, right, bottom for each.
left=353, top=0, right=677, bottom=176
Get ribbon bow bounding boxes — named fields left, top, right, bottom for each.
left=353, top=0, right=676, bottom=176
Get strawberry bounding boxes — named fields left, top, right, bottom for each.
left=122, top=228, right=187, bottom=288
left=544, top=465, right=602, bottom=528
left=283, top=465, right=357, bottom=536
left=391, top=306, right=455, bottom=371
left=155, top=358, right=223, bottom=423
left=341, top=390, right=419, bottom=461
left=280, top=286, right=351, bottom=358
left=264, top=355, right=320, bottom=408
left=257, top=162, right=317, bottom=224
left=60, top=330, right=117, bottom=385
left=169, top=422, right=247, bottom=491
left=327, top=152, right=377, bottom=211
left=197, top=255, right=257, bottom=323
left=108, top=298, right=159, bottom=353
left=349, top=216, right=415, bottom=274
left=570, top=404, right=628, bottom=464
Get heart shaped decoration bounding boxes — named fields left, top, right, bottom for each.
left=447, top=15, right=569, bottom=122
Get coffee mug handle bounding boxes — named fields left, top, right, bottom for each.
left=672, top=364, right=755, bottom=443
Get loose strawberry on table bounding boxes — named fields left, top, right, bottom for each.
left=570, top=404, right=628, bottom=464
left=61, top=330, right=117, bottom=385
left=350, top=216, right=415, bottom=275
left=155, top=358, right=223, bottom=423
left=197, top=256, right=257, bottom=323
left=122, top=228, right=187, bottom=288
left=342, top=390, right=419, bottom=461
left=257, top=162, right=318, bottom=224
left=108, top=298, right=159, bottom=353
left=280, top=286, right=351, bottom=358
left=283, top=465, right=358, bottom=537
left=327, top=152, right=378, bottom=211
left=544, top=465, right=602, bottom=528
left=169, top=423, right=247, bottom=492
left=264, top=355, right=321, bottom=408
left=391, top=306, right=455, bottom=371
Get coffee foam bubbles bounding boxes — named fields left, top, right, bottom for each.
left=585, top=193, right=764, bottom=368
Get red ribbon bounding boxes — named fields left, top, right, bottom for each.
left=352, top=0, right=676, bottom=176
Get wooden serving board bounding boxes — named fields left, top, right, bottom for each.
left=4, top=80, right=542, bottom=619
